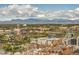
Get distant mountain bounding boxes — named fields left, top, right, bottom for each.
left=0, top=18, right=79, bottom=24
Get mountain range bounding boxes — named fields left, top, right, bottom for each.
left=0, top=18, right=79, bottom=24
left=0, top=4, right=79, bottom=24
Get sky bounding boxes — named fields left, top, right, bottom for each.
left=34, top=4, right=79, bottom=11
left=0, top=4, right=79, bottom=11
left=0, top=4, right=79, bottom=21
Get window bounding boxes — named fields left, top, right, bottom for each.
left=70, top=39, right=77, bottom=45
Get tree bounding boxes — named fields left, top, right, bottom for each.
left=23, top=36, right=31, bottom=44
left=2, top=43, right=24, bottom=54
left=0, top=32, right=25, bottom=54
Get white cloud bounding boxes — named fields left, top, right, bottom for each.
left=37, top=14, right=45, bottom=17
left=0, top=5, right=79, bottom=21
left=75, top=8, right=79, bottom=11
left=17, top=10, right=23, bottom=14
left=0, top=4, right=40, bottom=21
left=25, top=4, right=32, bottom=8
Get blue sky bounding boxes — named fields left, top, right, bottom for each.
left=34, top=4, right=79, bottom=11
left=0, top=4, right=79, bottom=11
left=0, top=4, right=79, bottom=21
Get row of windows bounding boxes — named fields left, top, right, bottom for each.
left=67, top=39, right=79, bottom=46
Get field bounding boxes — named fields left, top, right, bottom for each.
left=0, top=24, right=79, bottom=55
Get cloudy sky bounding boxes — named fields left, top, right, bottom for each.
left=0, top=4, right=79, bottom=21
left=1, top=4, right=79, bottom=11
